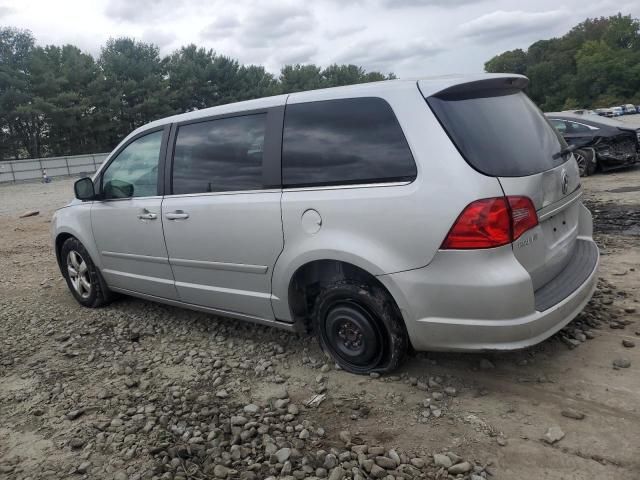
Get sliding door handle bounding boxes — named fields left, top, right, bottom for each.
left=137, top=209, right=157, bottom=220
left=165, top=210, right=190, bottom=220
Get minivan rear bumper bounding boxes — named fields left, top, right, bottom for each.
left=380, top=238, right=599, bottom=352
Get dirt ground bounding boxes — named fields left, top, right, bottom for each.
left=1, top=165, right=639, bottom=480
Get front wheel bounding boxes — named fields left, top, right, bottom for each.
left=312, top=281, right=408, bottom=374
left=60, top=237, right=112, bottom=308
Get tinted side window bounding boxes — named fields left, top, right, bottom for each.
left=566, top=121, right=592, bottom=134
left=172, top=114, right=266, bottom=195
left=102, top=130, right=162, bottom=199
left=549, top=119, right=567, bottom=134
left=282, top=98, right=416, bottom=187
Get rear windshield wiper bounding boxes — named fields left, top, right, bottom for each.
left=552, top=144, right=577, bottom=160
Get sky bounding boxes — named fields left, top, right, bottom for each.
left=1, top=0, right=639, bottom=77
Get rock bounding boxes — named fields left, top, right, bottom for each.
left=368, top=446, right=385, bottom=456
left=97, top=389, right=113, bottom=399
left=65, top=409, right=84, bottom=420
left=543, top=426, right=565, bottom=444
left=432, top=392, right=443, bottom=401
left=480, top=358, right=495, bottom=370
left=448, top=461, right=472, bottom=474
left=561, top=408, right=585, bottom=420
left=613, top=358, right=631, bottom=368
left=213, top=464, right=230, bottom=478
left=323, top=453, right=338, bottom=469
left=216, top=389, right=229, bottom=398
left=622, top=339, right=635, bottom=348
left=274, top=387, right=289, bottom=399
left=77, top=461, right=91, bottom=474
left=275, top=447, right=291, bottom=463
left=69, top=437, right=84, bottom=449
left=369, top=464, right=386, bottom=478
left=374, top=456, right=396, bottom=469
left=243, top=404, right=259, bottom=414
left=433, top=453, right=452, bottom=468
left=124, top=377, right=139, bottom=388
left=19, top=210, right=39, bottom=218
left=410, top=457, right=425, bottom=468
left=446, top=452, right=462, bottom=464
left=230, top=415, right=247, bottom=426
left=444, top=386, right=457, bottom=397
left=497, top=436, right=507, bottom=446
left=328, top=466, right=345, bottom=480
left=339, top=430, right=352, bottom=445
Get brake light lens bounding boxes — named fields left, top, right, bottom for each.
left=508, top=196, right=538, bottom=240
left=442, top=196, right=538, bottom=249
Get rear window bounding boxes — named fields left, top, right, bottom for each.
left=282, top=97, right=416, bottom=187
left=428, top=89, right=568, bottom=177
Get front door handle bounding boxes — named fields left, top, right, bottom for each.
left=137, top=209, right=157, bottom=220
left=165, top=210, right=190, bottom=220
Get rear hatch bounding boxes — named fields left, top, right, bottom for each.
left=420, top=77, right=583, bottom=292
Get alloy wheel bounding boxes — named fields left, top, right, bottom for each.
left=66, top=250, right=91, bottom=299
left=574, top=151, right=587, bottom=176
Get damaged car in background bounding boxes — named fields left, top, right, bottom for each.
left=546, top=112, right=639, bottom=176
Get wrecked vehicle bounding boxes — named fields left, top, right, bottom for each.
left=52, top=75, right=599, bottom=374
left=546, top=112, right=640, bottom=176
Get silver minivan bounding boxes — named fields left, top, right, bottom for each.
left=52, top=74, right=599, bottom=374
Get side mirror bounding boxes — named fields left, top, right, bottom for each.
left=74, top=177, right=95, bottom=201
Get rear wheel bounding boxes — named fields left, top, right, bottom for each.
left=60, top=237, right=112, bottom=308
left=312, top=281, right=407, bottom=374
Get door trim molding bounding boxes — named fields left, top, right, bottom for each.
left=102, top=251, right=169, bottom=264
left=170, top=257, right=268, bottom=274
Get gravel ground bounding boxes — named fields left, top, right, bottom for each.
left=1, top=168, right=639, bottom=480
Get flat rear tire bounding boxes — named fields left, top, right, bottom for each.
left=313, top=281, right=407, bottom=374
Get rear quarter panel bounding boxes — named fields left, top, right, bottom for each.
left=272, top=82, right=504, bottom=321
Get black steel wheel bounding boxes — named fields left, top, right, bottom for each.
left=313, top=281, right=407, bottom=374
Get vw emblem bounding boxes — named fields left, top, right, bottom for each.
left=561, top=169, right=569, bottom=195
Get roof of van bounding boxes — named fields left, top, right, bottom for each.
left=131, top=73, right=526, bottom=138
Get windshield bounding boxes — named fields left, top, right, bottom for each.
left=428, top=89, right=568, bottom=177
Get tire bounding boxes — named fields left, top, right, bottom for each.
left=586, top=149, right=598, bottom=176
left=60, top=237, right=112, bottom=308
left=574, top=149, right=590, bottom=177
left=312, top=281, right=408, bottom=374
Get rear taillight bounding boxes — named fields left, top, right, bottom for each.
left=507, top=196, right=538, bottom=240
left=442, top=196, right=538, bottom=250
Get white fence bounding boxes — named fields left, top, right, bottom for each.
left=0, top=153, right=109, bottom=183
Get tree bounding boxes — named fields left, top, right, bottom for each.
left=92, top=38, right=171, bottom=148
left=485, top=13, right=640, bottom=111
left=0, top=27, right=38, bottom=158
left=0, top=29, right=409, bottom=159
left=484, top=49, right=527, bottom=75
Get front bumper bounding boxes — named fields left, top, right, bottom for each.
left=379, top=239, right=599, bottom=352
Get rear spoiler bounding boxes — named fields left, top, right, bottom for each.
left=424, top=76, right=529, bottom=100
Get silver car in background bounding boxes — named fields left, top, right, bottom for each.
left=52, top=74, right=599, bottom=374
